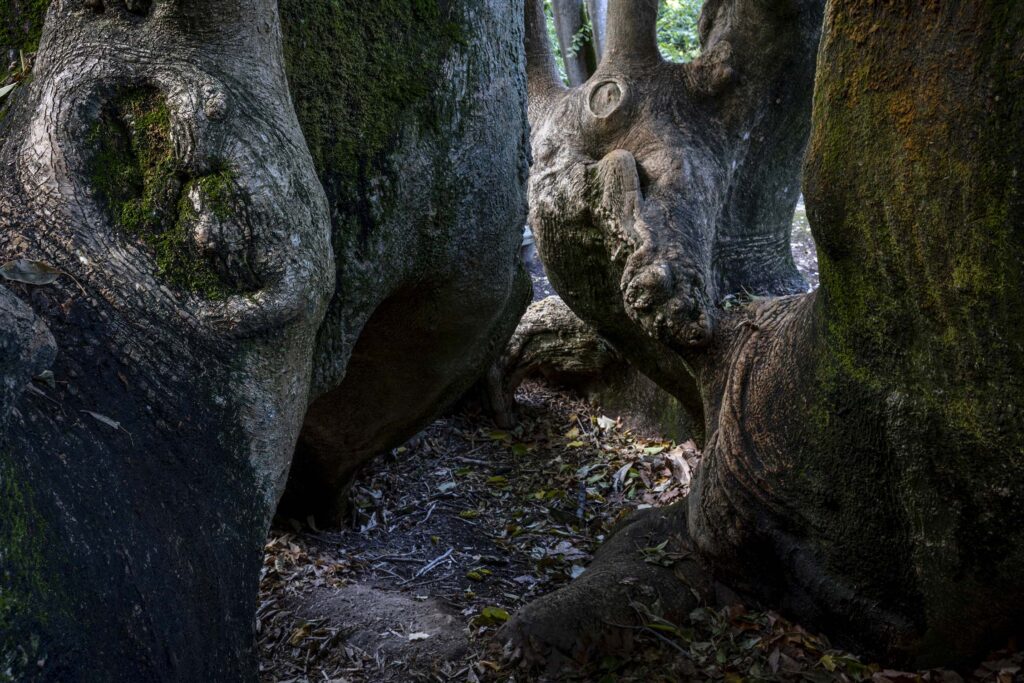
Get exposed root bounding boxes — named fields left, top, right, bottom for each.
left=499, top=503, right=714, bottom=674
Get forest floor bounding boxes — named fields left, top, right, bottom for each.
left=255, top=221, right=1019, bottom=682
left=257, top=382, right=1021, bottom=683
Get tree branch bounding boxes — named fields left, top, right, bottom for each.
left=526, top=0, right=568, bottom=116
left=603, top=0, right=661, bottom=65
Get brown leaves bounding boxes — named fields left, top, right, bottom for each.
left=0, top=259, right=61, bottom=286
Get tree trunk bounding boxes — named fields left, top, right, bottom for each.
left=488, top=295, right=699, bottom=441
left=0, top=0, right=333, bottom=678
left=0, top=0, right=529, bottom=680
left=275, top=0, right=531, bottom=525
left=585, top=0, right=607, bottom=58
left=507, top=0, right=1024, bottom=670
left=551, top=0, right=597, bottom=86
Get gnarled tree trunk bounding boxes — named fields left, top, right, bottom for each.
left=0, top=1, right=333, bottom=679
left=506, top=0, right=1023, bottom=670
left=0, top=0, right=529, bottom=679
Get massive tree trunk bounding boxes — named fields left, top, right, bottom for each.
left=0, top=1, right=334, bottom=679
left=275, top=0, right=531, bottom=524
left=0, top=0, right=528, bottom=680
left=507, top=0, right=1023, bottom=670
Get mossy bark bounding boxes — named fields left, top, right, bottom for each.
left=0, top=0, right=50, bottom=64
left=694, top=2, right=1024, bottom=664
left=276, top=0, right=531, bottom=524
left=0, top=1, right=530, bottom=679
left=0, top=0, right=334, bottom=679
left=801, top=1, right=1024, bottom=663
left=512, top=0, right=1024, bottom=670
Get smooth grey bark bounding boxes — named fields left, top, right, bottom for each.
left=551, top=0, right=596, bottom=86
left=276, top=0, right=531, bottom=525
left=585, top=0, right=607, bottom=57
left=0, top=0, right=529, bottom=680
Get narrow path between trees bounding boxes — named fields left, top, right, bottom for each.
left=258, top=382, right=1020, bottom=683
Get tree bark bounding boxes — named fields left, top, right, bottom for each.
left=0, top=0, right=333, bottom=678
left=551, top=0, right=597, bottom=86
left=488, top=295, right=699, bottom=441
left=0, top=0, right=529, bottom=679
left=508, top=0, right=1024, bottom=670
left=585, top=0, right=607, bottom=58
left=275, top=0, right=531, bottom=525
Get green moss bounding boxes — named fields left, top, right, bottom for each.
left=280, top=0, right=464, bottom=179
left=89, top=90, right=242, bottom=299
left=279, top=0, right=468, bottom=245
left=798, top=4, right=1024, bottom=660
left=195, top=170, right=237, bottom=222
left=0, top=0, right=49, bottom=63
left=0, top=457, right=51, bottom=682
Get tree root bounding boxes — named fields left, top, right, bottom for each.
left=499, top=503, right=716, bottom=674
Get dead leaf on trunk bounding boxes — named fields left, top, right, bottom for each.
left=0, top=259, right=61, bottom=286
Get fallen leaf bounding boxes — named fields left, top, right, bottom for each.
left=474, top=606, right=510, bottom=626
left=407, top=632, right=430, bottom=642
left=613, top=462, right=633, bottom=491
left=0, top=83, right=16, bottom=100
left=0, top=259, right=61, bottom=286
left=83, top=411, right=121, bottom=430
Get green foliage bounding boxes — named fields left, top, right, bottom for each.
left=657, top=0, right=702, bottom=62
left=544, top=0, right=703, bottom=82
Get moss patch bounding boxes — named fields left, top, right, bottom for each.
left=279, top=0, right=467, bottom=247
left=0, top=0, right=49, bottom=63
left=799, top=2, right=1024, bottom=661
left=0, top=457, right=51, bottom=682
left=280, top=0, right=464, bottom=179
left=89, top=89, right=242, bottom=299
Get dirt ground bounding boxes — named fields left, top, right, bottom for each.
left=258, top=382, right=1021, bottom=683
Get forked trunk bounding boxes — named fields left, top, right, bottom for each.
left=507, top=0, right=1024, bottom=669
